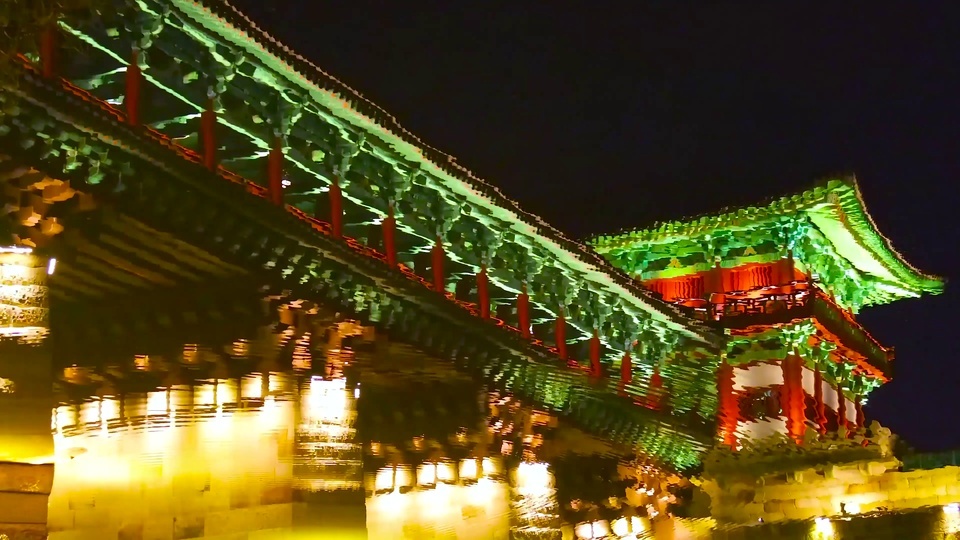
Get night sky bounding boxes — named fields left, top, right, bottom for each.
left=229, top=1, right=960, bottom=450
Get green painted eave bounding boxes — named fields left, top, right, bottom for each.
left=590, top=177, right=944, bottom=305
left=161, top=0, right=716, bottom=345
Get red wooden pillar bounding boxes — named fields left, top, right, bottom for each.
left=201, top=98, right=217, bottom=171
left=783, top=249, right=796, bottom=284
left=855, top=394, right=865, bottom=429
left=267, top=137, right=284, bottom=205
left=555, top=308, right=567, bottom=361
left=477, top=264, right=490, bottom=319
left=517, top=284, right=530, bottom=338
left=716, top=361, right=738, bottom=448
left=648, top=366, right=663, bottom=409
left=782, top=354, right=806, bottom=443
left=432, top=236, right=445, bottom=292
left=619, top=350, right=633, bottom=385
left=40, top=26, right=58, bottom=78
left=813, top=366, right=827, bottom=434
left=329, top=178, right=343, bottom=237
left=589, top=329, right=601, bottom=377
left=125, top=49, right=142, bottom=126
left=382, top=204, right=397, bottom=268
left=836, top=383, right=848, bottom=432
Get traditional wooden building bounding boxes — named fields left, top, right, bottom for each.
left=590, top=178, right=944, bottom=446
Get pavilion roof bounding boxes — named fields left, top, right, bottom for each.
left=589, top=177, right=944, bottom=307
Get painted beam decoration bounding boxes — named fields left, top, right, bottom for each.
left=590, top=178, right=943, bottom=312
left=50, top=0, right=724, bottom=356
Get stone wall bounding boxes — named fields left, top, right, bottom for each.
left=47, top=402, right=297, bottom=540
left=710, top=507, right=959, bottom=540
left=705, top=459, right=960, bottom=524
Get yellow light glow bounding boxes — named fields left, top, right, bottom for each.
left=146, top=391, right=168, bottom=414
left=945, top=503, right=960, bottom=534
left=813, top=517, right=835, bottom=539
left=0, top=248, right=49, bottom=340
left=417, top=463, right=437, bottom=486
left=516, top=462, right=552, bottom=496
left=375, top=467, right=395, bottom=492
left=241, top=374, right=264, bottom=399
left=437, top=461, right=456, bottom=484
left=575, top=520, right=611, bottom=539
left=459, top=458, right=478, bottom=481
left=481, top=457, right=500, bottom=477
left=612, top=516, right=647, bottom=537
left=79, top=401, right=99, bottom=424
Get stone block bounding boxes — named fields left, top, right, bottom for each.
left=0, top=523, right=46, bottom=540
left=0, top=462, right=54, bottom=494
left=908, top=475, right=934, bottom=488
left=846, top=481, right=880, bottom=495
left=0, top=492, right=49, bottom=524
left=143, top=517, right=174, bottom=540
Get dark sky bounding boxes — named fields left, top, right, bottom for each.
left=229, top=1, right=960, bottom=450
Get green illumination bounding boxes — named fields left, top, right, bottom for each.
left=590, top=178, right=944, bottom=309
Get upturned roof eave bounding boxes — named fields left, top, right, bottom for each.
left=589, top=176, right=944, bottom=300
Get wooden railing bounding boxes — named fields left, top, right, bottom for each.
left=677, top=284, right=891, bottom=375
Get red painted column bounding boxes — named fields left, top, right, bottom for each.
left=836, top=383, right=848, bottom=432
left=855, top=394, right=865, bottom=430
left=477, top=264, right=490, bottom=319
left=589, top=329, right=601, bottom=377
left=555, top=308, right=567, bottom=361
left=382, top=204, right=397, bottom=268
left=268, top=137, right=284, bottom=205
left=717, top=361, right=738, bottom=448
left=782, top=354, right=806, bottom=443
left=813, top=366, right=827, bottom=434
left=648, top=366, right=663, bottom=410
left=432, top=236, right=445, bottom=292
left=517, top=284, right=530, bottom=338
left=620, top=350, right=633, bottom=385
left=40, top=26, right=57, bottom=78
left=201, top=99, right=217, bottom=171
left=329, top=178, right=343, bottom=237
left=783, top=249, right=796, bottom=284
left=125, top=49, right=142, bottom=126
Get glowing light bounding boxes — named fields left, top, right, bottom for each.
left=146, top=391, right=168, bottom=414
left=813, top=517, right=835, bottom=538
left=516, top=462, right=552, bottom=495
left=481, top=457, right=500, bottom=477
left=459, top=458, right=478, bottom=481
left=437, top=461, right=456, bottom=484
left=0, top=249, right=49, bottom=340
left=612, top=516, right=647, bottom=536
left=945, top=503, right=960, bottom=534
left=241, top=375, right=263, bottom=399
left=575, top=520, right=611, bottom=539
left=417, top=463, right=437, bottom=487
left=46, top=258, right=56, bottom=275
left=841, top=500, right=861, bottom=515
